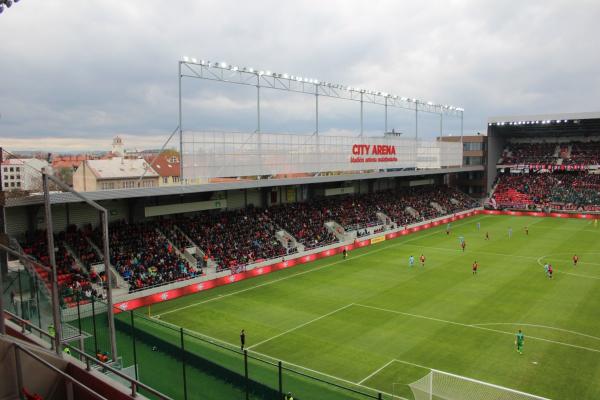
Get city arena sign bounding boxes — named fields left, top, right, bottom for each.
left=351, top=144, right=398, bottom=163
left=182, top=131, right=462, bottom=179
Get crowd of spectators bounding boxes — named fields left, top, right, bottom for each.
left=491, top=172, right=600, bottom=211
left=564, top=142, right=600, bottom=165
left=498, top=140, right=600, bottom=166
left=18, top=184, right=479, bottom=296
left=93, top=221, right=197, bottom=292
left=177, top=207, right=288, bottom=272
left=159, top=218, right=194, bottom=252
left=499, top=142, right=558, bottom=164
left=60, top=224, right=102, bottom=268
left=21, top=230, right=100, bottom=307
left=267, top=202, right=338, bottom=250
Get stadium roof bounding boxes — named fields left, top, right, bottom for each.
left=5, top=165, right=483, bottom=207
left=488, top=111, right=600, bottom=124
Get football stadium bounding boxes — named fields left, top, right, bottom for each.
left=1, top=2, right=600, bottom=400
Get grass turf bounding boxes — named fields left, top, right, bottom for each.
left=132, top=215, right=600, bottom=399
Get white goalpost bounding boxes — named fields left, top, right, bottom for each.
left=407, top=369, right=551, bottom=400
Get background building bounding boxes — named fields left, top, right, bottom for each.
left=438, top=134, right=488, bottom=197
left=145, top=154, right=180, bottom=186
left=72, top=157, right=159, bottom=192
left=1, top=158, right=50, bottom=192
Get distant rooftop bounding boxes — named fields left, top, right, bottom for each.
left=85, top=157, right=158, bottom=179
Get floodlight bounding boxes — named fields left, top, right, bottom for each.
left=182, top=56, right=190, bottom=62
left=282, top=73, right=289, bottom=79
left=220, top=62, right=228, bottom=68
left=248, top=67, right=254, bottom=73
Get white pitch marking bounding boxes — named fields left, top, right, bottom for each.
left=246, top=303, right=354, bottom=350
left=354, top=304, right=600, bottom=354
left=357, top=359, right=397, bottom=385
left=470, top=322, right=600, bottom=342
left=155, top=216, right=486, bottom=317
left=358, top=358, right=430, bottom=385
left=152, top=316, right=402, bottom=399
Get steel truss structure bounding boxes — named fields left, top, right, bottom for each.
left=177, top=58, right=465, bottom=180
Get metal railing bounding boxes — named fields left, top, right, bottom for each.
left=12, top=342, right=110, bottom=400
left=3, top=309, right=173, bottom=400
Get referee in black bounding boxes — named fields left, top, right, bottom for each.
left=240, top=329, right=246, bottom=351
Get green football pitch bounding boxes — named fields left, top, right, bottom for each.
left=142, top=215, right=600, bottom=399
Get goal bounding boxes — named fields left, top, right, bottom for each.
left=408, top=369, right=550, bottom=400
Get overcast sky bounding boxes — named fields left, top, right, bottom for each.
left=1, top=0, right=599, bottom=152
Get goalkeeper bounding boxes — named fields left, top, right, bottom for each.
left=515, top=329, right=525, bottom=355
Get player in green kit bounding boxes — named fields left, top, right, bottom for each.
left=515, top=329, right=525, bottom=354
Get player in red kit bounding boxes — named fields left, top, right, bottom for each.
left=420, top=254, right=426, bottom=267
left=461, top=241, right=466, bottom=252
left=472, top=261, right=478, bottom=275
left=573, top=254, right=578, bottom=267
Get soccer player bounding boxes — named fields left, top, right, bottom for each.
left=508, top=227, right=513, bottom=239
left=420, top=254, right=426, bottom=267
left=476, top=221, right=481, bottom=231
left=446, top=223, right=451, bottom=235
left=515, top=330, right=525, bottom=354
left=409, top=255, right=415, bottom=267
left=573, top=254, right=579, bottom=267
left=240, top=329, right=246, bottom=350
left=458, top=235, right=465, bottom=244
left=544, top=263, right=549, bottom=277
left=461, top=241, right=466, bottom=252
left=485, top=231, right=490, bottom=240
left=524, top=226, right=528, bottom=235
left=343, top=248, right=348, bottom=259
left=548, top=264, right=553, bottom=279
left=472, top=260, right=478, bottom=275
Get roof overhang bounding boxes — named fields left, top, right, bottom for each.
left=5, top=165, right=484, bottom=207
left=488, top=111, right=600, bottom=124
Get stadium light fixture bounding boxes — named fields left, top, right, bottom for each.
left=179, top=57, right=465, bottom=116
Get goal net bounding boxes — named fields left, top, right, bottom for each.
left=408, top=369, right=550, bottom=400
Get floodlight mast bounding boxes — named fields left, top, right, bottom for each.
left=177, top=58, right=466, bottom=178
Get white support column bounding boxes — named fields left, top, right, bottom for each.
left=360, top=92, right=364, bottom=137
left=460, top=112, right=464, bottom=167
left=257, top=81, right=261, bottom=133
left=315, top=91, right=319, bottom=135
left=178, top=62, right=184, bottom=184
left=384, top=97, right=388, bottom=133
left=415, top=103, right=419, bottom=141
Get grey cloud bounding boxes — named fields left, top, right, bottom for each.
left=1, top=0, right=599, bottom=150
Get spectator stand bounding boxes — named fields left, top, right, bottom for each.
left=112, top=206, right=483, bottom=306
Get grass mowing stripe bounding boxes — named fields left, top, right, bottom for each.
left=354, top=303, right=600, bottom=354
left=247, top=303, right=355, bottom=350
left=470, top=323, right=600, bottom=341
left=404, top=244, right=600, bottom=279
left=156, top=215, right=487, bottom=318
left=153, top=313, right=397, bottom=399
